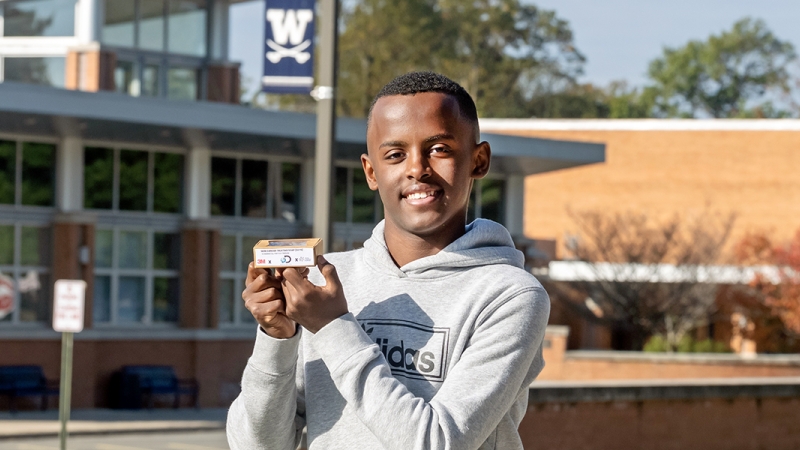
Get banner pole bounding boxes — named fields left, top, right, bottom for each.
left=58, top=331, right=73, bottom=450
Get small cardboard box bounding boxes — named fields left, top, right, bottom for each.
left=253, top=238, right=322, bottom=268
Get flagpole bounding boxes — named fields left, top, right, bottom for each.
left=312, top=0, right=339, bottom=253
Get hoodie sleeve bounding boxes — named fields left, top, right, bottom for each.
left=310, top=286, right=550, bottom=449
left=226, top=327, right=306, bottom=450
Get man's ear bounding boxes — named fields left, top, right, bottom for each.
left=471, top=141, right=491, bottom=179
left=361, top=153, right=379, bottom=191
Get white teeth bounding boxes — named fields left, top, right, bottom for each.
left=406, top=191, right=435, bottom=200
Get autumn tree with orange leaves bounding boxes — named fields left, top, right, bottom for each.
left=736, top=229, right=800, bottom=335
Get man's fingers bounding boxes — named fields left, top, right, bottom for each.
left=282, top=267, right=309, bottom=286
left=244, top=287, right=284, bottom=306
left=317, top=256, right=342, bottom=291
left=246, top=262, right=269, bottom=285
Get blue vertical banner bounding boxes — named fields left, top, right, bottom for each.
left=262, top=0, right=316, bottom=93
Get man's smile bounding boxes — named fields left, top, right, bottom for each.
left=401, top=185, right=443, bottom=205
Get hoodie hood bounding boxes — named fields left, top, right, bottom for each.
left=362, top=219, right=525, bottom=278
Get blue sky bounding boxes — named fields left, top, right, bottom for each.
left=230, top=0, right=800, bottom=98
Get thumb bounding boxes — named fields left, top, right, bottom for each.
left=317, top=255, right=341, bottom=290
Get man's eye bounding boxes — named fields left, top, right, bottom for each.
left=385, top=151, right=403, bottom=160
left=430, top=146, right=450, bottom=154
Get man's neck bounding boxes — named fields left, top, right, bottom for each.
left=383, top=220, right=466, bottom=267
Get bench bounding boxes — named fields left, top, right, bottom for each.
left=0, top=365, right=59, bottom=412
left=110, top=365, right=198, bottom=409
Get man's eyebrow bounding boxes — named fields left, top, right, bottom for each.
left=423, top=133, right=455, bottom=143
left=379, top=140, right=408, bottom=149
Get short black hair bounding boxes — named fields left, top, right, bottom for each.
left=367, top=71, right=480, bottom=140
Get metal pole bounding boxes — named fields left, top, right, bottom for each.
left=312, top=0, right=339, bottom=253
left=58, top=331, right=73, bottom=450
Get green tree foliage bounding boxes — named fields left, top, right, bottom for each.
left=645, top=18, right=797, bottom=118
left=336, top=0, right=585, bottom=118
left=526, top=82, right=653, bottom=118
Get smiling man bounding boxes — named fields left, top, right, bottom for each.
left=227, top=72, right=551, bottom=450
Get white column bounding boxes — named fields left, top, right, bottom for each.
left=209, top=0, right=230, bottom=60
left=56, top=136, right=84, bottom=212
left=76, top=0, right=100, bottom=44
left=504, top=175, right=525, bottom=237
left=185, top=147, right=212, bottom=219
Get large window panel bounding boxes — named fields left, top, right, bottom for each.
left=220, top=235, right=236, bottom=272
left=102, top=0, right=136, bottom=47
left=2, top=0, right=76, bottom=37
left=153, top=152, right=184, bottom=213
left=3, top=57, right=66, bottom=88
left=0, top=141, right=15, bottom=205
left=92, top=275, right=112, bottom=322
left=118, top=276, right=145, bottom=323
left=280, top=163, right=301, bottom=222
left=351, top=169, right=375, bottom=223
left=167, top=67, right=198, bottom=101
left=333, top=167, right=348, bottom=222
left=241, top=160, right=267, bottom=218
left=211, top=157, right=236, bottom=216
left=153, top=277, right=179, bottom=322
left=153, top=233, right=180, bottom=270
left=21, top=142, right=55, bottom=207
left=167, top=0, right=207, bottom=56
left=114, top=60, right=136, bottom=95
left=218, top=278, right=234, bottom=324
left=19, top=272, right=49, bottom=322
left=119, top=231, right=147, bottom=269
left=119, top=150, right=148, bottom=211
left=20, top=226, right=50, bottom=267
left=0, top=226, right=13, bottom=265
left=0, top=224, right=52, bottom=325
left=140, top=0, right=166, bottom=51
left=84, top=147, right=114, bottom=210
left=480, top=179, right=505, bottom=224
left=141, top=64, right=160, bottom=97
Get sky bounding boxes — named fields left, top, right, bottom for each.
left=229, top=0, right=800, bottom=98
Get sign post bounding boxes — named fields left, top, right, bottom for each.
left=53, top=280, right=86, bottom=450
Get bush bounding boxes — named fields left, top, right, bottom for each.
left=643, top=335, right=730, bottom=353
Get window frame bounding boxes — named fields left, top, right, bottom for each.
left=0, top=133, right=58, bottom=209
left=0, top=221, right=52, bottom=327
left=82, top=139, right=186, bottom=215
left=93, top=226, right=181, bottom=327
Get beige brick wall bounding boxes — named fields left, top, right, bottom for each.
left=497, top=129, right=800, bottom=258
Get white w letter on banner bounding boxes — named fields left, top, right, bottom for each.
left=266, top=9, right=313, bottom=45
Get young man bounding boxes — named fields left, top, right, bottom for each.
left=227, top=72, right=550, bottom=449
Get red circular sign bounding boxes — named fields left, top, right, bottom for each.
left=0, top=274, right=14, bottom=317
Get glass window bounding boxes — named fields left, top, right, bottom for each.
left=333, top=167, right=348, bottom=222
left=211, top=157, right=236, bottom=216
left=241, top=159, right=267, bottom=218
left=167, top=0, right=207, bottom=57
left=0, top=224, right=51, bottom=324
left=119, top=231, right=147, bottom=269
left=141, top=64, right=160, bottom=96
left=167, top=67, right=197, bottom=100
left=93, top=275, right=111, bottom=322
left=3, top=0, right=76, bottom=37
left=4, top=57, right=66, bottom=88
left=21, top=142, right=55, bottom=207
left=118, top=276, right=145, bottom=323
left=153, top=152, right=184, bottom=213
left=220, top=235, right=235, bottom=272
left=140, top=0, right=165, bottom=51
left=480, top=179, right=505, bottom=224
left=114, top=60, right=136, bottom=95
left=0, top=226, right=13, bottom=265
left=153, top=233, right=180, bottom=270
left=0, top=141, right=15, bottom=205
left=95, top=229, right=113, bottom=268
left=102, top=0, right=135, bottom=47
left=83, top=147, right=114, bottom=210
left=352, top=168, right=375, bottom=223
left=153, top=277, right=179, bottom=322
left=280, top=163, right=301, bottom=222
left=218, top=278, right=234, bottom=324
left=119, top=150, right=148, bottom=211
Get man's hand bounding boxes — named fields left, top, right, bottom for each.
left=242, top=262, right=301, bottom=339
left=282, top=256, right=349, bottom=333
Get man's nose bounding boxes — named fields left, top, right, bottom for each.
left=406, top=150, right=431, bottom=180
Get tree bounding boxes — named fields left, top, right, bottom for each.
left=645, top=18, right=797, bottom=118
left=554, top=210, right=735, bottom=351
left=736, top=230, right=800, bottom=336
left=336, top=0, right=585, bottom=118
left=525, top=81, right=653, bottom=118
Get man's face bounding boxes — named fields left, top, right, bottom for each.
left=362, top=92, right=490, bottom=238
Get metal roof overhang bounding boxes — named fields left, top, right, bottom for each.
left=0, top=82, right=604, bottom=175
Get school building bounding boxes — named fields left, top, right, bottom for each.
left=0, top=0, right=604, bottom=408
left=481, top=119, right=800, bottom=353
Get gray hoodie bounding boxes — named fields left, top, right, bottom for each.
left=227, top=219, right=550, bottom=449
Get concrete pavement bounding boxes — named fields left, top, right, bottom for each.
left=0, top=408, right=227, bottom=440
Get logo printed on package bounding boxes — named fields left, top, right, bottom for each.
left=262, top=0, right=315, bottom=93
left=359, top=319, right=450, bottom=382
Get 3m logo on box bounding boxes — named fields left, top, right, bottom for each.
left=252, top=238, right=322, bottom=268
